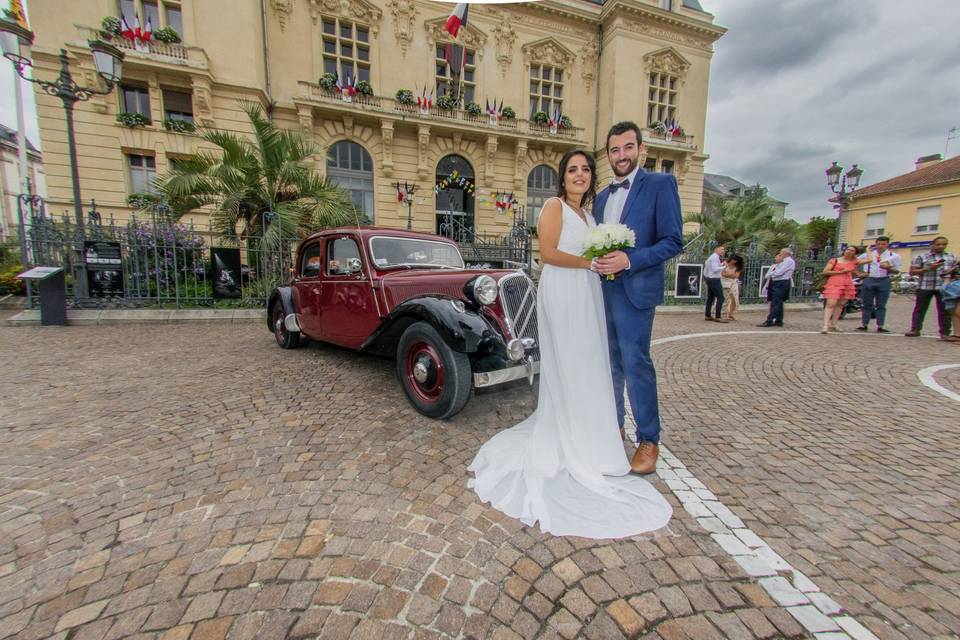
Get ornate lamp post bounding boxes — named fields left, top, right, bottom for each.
left=825, top=161, right=863, bottom=252
left=0, top=16, right=124, bottom=236
left=395, top=182, right=418, bottom=230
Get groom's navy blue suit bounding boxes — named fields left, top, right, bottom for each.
left=593, top=170, right=683, bottom=443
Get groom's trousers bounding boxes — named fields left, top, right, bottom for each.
left=602, top=282, right=660, bottom=444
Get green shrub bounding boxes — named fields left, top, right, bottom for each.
left=436, top=94, right=458, bottom=111
left=560, top=115, right=573, bottom=129
left=532, top=111, right=548, bottom=126
left=163, top=118, right=196, bottom=133
left=153, top=26, right=181, bottom=43
left=116, top=112, right=150, bottom=128
left=100, top=16, right=121, bottom=37
left=356, top=80, right=373, bottom=96
left=465, top=101, right=482, bottom=116
left=501, top=106, right=516, bottom=120
left=395, top=89, right=415, bottom=105
left=0, top=263, right=26, bottom=295
left=319, top=73, right=337, bottom=90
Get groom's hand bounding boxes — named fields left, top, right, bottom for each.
left=596, top=251, right=629, bottom=275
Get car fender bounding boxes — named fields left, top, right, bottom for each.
left=360, top=295, right=504, bottom=356
left=267, top=287, right=298, bottom=333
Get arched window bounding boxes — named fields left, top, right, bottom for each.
left=435, top=155, right=475, bottom=235
left=526, top=164, right=558, bottom=226
left=326, top=141, right=374, bottom=221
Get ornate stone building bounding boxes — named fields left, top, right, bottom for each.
left=27, top=0, right=724, bottom=236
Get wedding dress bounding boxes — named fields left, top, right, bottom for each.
left=468, top=198, right=672, bottom=538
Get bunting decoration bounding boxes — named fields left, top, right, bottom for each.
left=434, top=170, right=476, bottom=196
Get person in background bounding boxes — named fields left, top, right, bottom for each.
left=821, top=246, right=868, bottom=333
left=703, top=244, right=727, bottom=323
left=940, top=262, right=960, bottom=342
left=721, top=255, right=744, bottom=321
left=757, top=248, right=796, bottom=327
left=905, top=237, right=956, bottom=340
left=857, top=236, right=902, bottom=333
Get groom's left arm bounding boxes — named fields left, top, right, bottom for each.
left=624, top=175, right=683, bottom=272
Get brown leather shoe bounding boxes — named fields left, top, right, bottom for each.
left=904, top=330, right=920, bottom=337
left=630, top=441, right=659, bottom=474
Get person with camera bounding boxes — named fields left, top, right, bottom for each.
left=905, top=237, right=956, bottom=340
left=856, top=236, right=901, bottom=333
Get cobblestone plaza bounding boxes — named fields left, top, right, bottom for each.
left=1, top=298, right=958, bottom=639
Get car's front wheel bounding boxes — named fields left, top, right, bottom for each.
left=272, top=303, right=300, bottom=349
left=397, top=321, right=472, bottom=419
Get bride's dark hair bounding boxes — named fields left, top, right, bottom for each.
left=556, top=149, right=597, bottom=208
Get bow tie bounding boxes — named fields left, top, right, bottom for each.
left=609, top=179, right=630, bottom=193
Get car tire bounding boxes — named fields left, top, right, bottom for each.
left=397, top=321, right=472, bottom=419
left=272, top=302, right=300, bottom=349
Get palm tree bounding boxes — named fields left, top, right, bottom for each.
left=159, top=102, right=358, bottom=248
left=686, top=187, right=805, bottom=254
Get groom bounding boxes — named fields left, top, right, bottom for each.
left=594, top=121, right=683, bottom=474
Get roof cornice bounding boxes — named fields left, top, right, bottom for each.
left=601, top=0, right=727, bottom=41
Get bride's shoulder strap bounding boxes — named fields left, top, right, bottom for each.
left=537, top=197, right=564, bottom=222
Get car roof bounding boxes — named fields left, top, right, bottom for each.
left=301, top=226, right=459, bottom=245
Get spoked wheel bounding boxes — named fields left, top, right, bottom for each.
left=397, top=321, right=471, bottom=419
left=272, top=303, right=300, bottom=349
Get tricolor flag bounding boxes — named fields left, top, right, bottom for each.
left=334, top=73, right=343, bottom=94
left=443, top=3, right=469, bottom=39
left=121, top=15, right=135, bottom=40
left=396, top=183, right=404, bottom=203
left=427, top=87, right=434, bottom=109
left=497, top=99, right=504, bottom=119
left=133, top=13, right=142, bottom=40
left=142, top=15, right=153, bottom=41
left=485, top=98, right=493, bottom=116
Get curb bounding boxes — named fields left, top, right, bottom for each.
left=4, top=308, right=264, bottom=327
left=2, top=303, right=821, bottom=327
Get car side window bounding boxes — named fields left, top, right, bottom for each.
left=301, top=243, right=321, bottom=278
left=327, top=237, right=362, bottom=275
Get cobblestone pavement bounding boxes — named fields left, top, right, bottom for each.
left=1, top=295, right=958, bottom=639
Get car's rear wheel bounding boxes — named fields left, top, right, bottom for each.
left=272, top=303, right=300, bottom=349
left=397, top=321, right=471, bottom=419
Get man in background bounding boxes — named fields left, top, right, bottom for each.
left=758, top=248, right=795, bottom=327
left=857, top=235, right=901, bottom=333
left=703, top=244, right=727, bottom=323
left=905, top=237, right=955, bottom=340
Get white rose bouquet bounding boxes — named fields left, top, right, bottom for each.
left=583, top=223, right=636, bottom=280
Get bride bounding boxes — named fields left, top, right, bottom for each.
left=468, top=150, right=672, bottom=539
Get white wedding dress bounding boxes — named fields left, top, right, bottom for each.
left=468, top=198, right=672, bottom=539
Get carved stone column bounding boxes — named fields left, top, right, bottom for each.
left=417, top=125, right=431, bottom=180
left=513, top=139, right=528, bottom=191
left=381, top=121, right=395, bottom=177
left=484, top=135, right=498, bottom=188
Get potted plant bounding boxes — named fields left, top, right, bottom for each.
left=651, top=121, right=666, bottom=135
left=356, top=80, right=373, bottom=96
left=532, top=111, right=548, bottom=126
left=163, top=118, right=196, bottom=133
left=465, top=101, right=482, bottom=117
left=100, top=16, right=121, bottom=39
left=395, top=88, right=415, bottom=105
left=319, top=72, right=337, bottom=91
left=153, top=26, right=181, bottom=43
left=501, top=106, right=516, bottom=120
left=560, top=115, right=573, bottom=130
left=116, top=112, right=150, bottom=128
left=436, top=94, right=458, bottom=111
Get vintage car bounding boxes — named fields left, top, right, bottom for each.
left=267, top=227, right=539, bottom=419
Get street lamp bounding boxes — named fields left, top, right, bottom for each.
left=0, top=16, right=124, bottom=236
left=825, top=161, right=863, bottom=252
left=395, top=182, right=418, bottom=230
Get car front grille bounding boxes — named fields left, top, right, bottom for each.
left=498, top=272, right=538, bottom=345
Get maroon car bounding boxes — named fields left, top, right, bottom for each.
left=268, top=227, right=539, bottom=419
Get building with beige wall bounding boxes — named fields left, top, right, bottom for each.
left=844, top=154, right=960, bottom=264
left=25, top=0, right=724, bottom=239
left=0, top=124, right=46, bottom=243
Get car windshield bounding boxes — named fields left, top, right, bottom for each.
left=369, top=237, right=465, bottom=270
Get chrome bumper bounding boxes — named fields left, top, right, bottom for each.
left=473, top=357, right=540, bottom=388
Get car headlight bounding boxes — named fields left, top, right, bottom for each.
left=466, top=275, right=498, bottom=306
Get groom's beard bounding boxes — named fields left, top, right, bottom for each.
left=611, top=158, right=638, bottom=178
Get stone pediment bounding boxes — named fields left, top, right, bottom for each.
left=423, top=16, right=488, bottom=56
left=643, top=47, right=690, bottom=79
left=522, top=37, right=576, bottom=69
left=308, top=0, right=383, bottom=33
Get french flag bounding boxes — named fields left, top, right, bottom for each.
left=444, top=3, right=469, bottom=39
left=142, top=15, right=153, bottom=41
left=133, top=13, right=142, bottom=40
left=120, top=15, right=135, bottom=40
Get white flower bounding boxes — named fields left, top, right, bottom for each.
left=583, top=223, right=636, bottom=257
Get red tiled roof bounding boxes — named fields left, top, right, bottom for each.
left=852, top=155, right=960, bottom=199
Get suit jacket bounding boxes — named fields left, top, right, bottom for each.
left=593, top=170, right=683, bottom=309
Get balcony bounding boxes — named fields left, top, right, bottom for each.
left=641, top=127, right=698, bottom=152
left=76, top=26, right=209, bottom=70
left=297, top=81, right=587, bottom=144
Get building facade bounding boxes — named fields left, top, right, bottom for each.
left=26, top=0, right=724, bottom=237
left=0, top=124, right=46, bottom=243
left=702, top=172, right=787, bottom=220
left=845, top=154, right=960, bottom=264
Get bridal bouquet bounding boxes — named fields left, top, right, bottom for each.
left=583, top=223, right=636, bottom=280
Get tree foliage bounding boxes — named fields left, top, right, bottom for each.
left=685, top=186, right=804, bottom=254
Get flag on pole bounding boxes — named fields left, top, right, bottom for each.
left=133, top=14, right=142, bottom=40
left=334, top=72, right=343, bottom=94
left=142, top=15, right=153, bottom=41
left=497, top=99, right=504, bottom=119
left=443, top=3, right=469, bottom=39
left=7, top=0, right=29, bottom=29
left=121, top=15, right=135, bottom=40
left=427, top=87, right=434, bottom=109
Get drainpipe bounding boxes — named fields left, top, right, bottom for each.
left=592, top=23, right=603, bottom=154
left=260, top=0, right=273, bottom=117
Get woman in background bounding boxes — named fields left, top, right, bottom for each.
left=721, top=255, right=744, bottom=321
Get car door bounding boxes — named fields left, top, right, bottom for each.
left=319, top=235, right=380, bottom=348
left=292, top=241, right=323, bottom=338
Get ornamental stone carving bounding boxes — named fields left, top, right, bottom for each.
left=308, top=0, right=382, bottom=35
left=191, top=77, right=215, bottom=127
left=417, top=125, right=431, bottom=180
left=381, top=122, right=394, bottom=177
left=424, top=17, right=488, bottom=59
left=522, top=37, right=575, bottom=70
left=493, top=22, right=516, bottom=78
left=643, top=47, right=691, bottom=82
left=388, top=0, right=417, bottom=55
left=620, top=18, right=711, bottom=51
left=484, top=136, right=498, bottom=187
left=578, top=36, right=600, bottom=93
left=513, top=139, right=528, bottom=191
left=270, top=0, right=294, bottom=30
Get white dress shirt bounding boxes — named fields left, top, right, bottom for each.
left=703, top=253, right=725, bottom=279
left=858, top=249, right=902, bottom=278
left=768, top=256, right=796, bottom=281
left=603, top=165, right=641, bottom=225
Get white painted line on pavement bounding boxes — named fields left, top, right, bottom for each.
left=626, top=330, right=892, bottom=640
left=916, top=364, right=960, bottom=403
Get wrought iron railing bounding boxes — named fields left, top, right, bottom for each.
left=437, top=213, right=531, bottom=269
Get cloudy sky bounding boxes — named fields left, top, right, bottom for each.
left=701, top=0, right=960, bottom=221
left=2, top=0, right=959, bottom=222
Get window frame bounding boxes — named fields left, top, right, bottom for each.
left=528, top=63, right=564, bottom=119
left=300, top=242, right=322, bottom=278
left=127, top=153, right=157, bottom=195
left=120, top=83, right=151, bottom=120
left=326, top=140, right=375, bottom=221
left=864, top=212, right=886, bottom=238
left=321, top=16, right=371, bottom=84
left=161, top=87, right=194, bottom=123
left=435, top=44, right=477, bottom=104
left=647, top=71, right=678, bottom=126
left=914, top=205, right=941, bottom=234
left=526, top=164, right=558, bottom=226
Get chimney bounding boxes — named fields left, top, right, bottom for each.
left=915, top=153, right=943, bottom=171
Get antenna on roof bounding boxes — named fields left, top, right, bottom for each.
left=946, top=126, right=959, bottom=159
